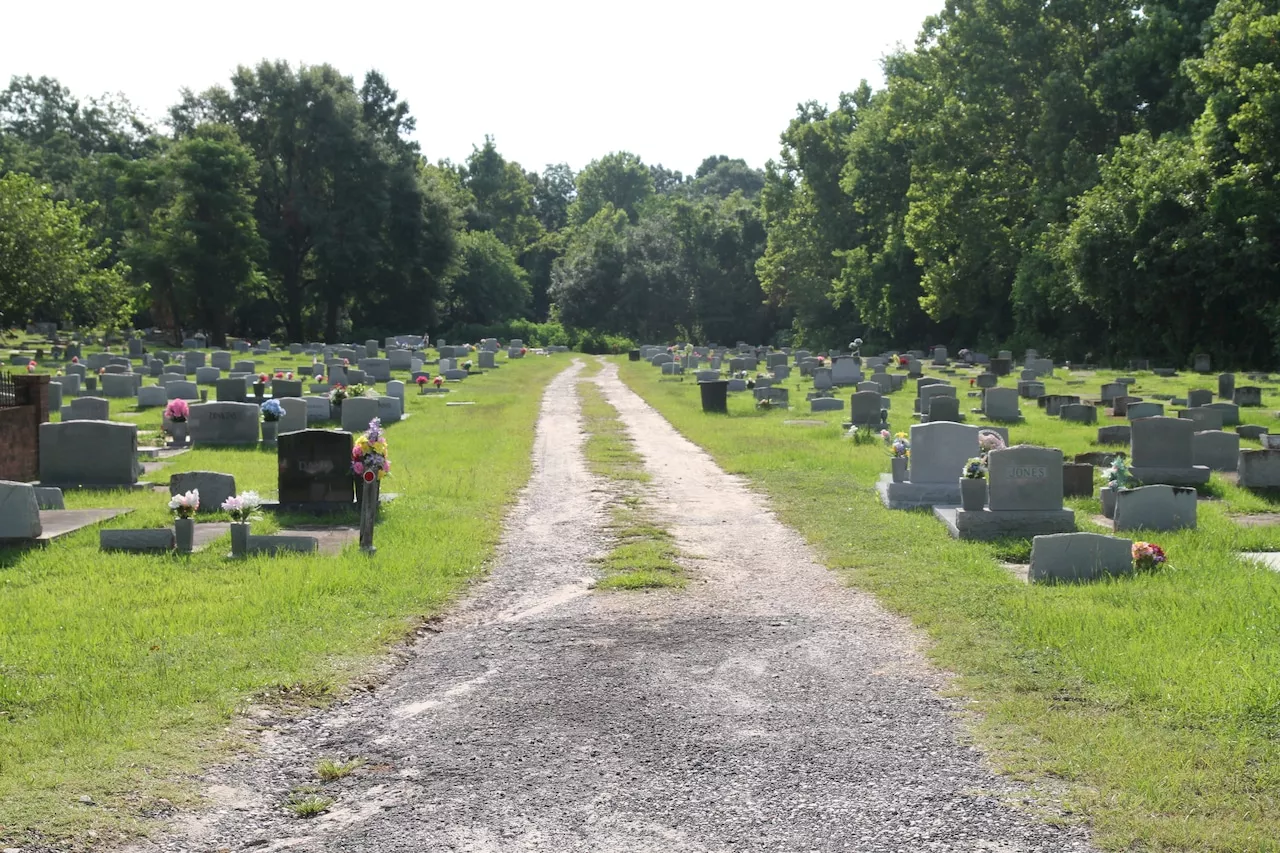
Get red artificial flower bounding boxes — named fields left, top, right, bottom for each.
left=71, top=356, right=79, bottom=364
left=362, top=470, right=375, bottom=483
left=416, top=375, right=428, bottom=385
left=969, top=378, right=976, bottom=386
left=259, top=373, right=268, bottom=382
left=275, top=371, right=284, bottom=379
left=433, top=376, right=443, bottom=387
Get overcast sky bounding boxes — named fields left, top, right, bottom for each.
left=4, top=0, right=942, bottom=175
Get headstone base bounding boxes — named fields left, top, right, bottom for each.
left=876, top=474, right=962, bottom=509
left=1127, top=465, right=1210, bottom=486
left=933, top=506, right=1076, bottom=541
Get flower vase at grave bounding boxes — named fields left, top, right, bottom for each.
left=171, top=421, right=188, bottom=447
left=85, top=377, right=97, bottom=392
left=1100, top=486, right=1117, bottom=519
left=359, top=479, right=379, bottom=554
left=960, top=477, right=987, bottom=511
left=261, top=420, right=278, bottom=445
left=174, top=517, right=195, bottom=554
left=253, top=383, right=266, bottom=402
left=891, top=456, right=908, bottom=483
left=230, top=522, right=250, bottom=557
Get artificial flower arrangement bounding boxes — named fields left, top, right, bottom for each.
left=169, top=489, right=200, bottom=519
left=978, top=430, right=1006, bottom=455
left=351, top=418, right=391, bottom=483
left=416, top=376, right=429, bottom=391
left=329, top=384, right=348, bottom=404
left=1132, top=541, right=1167, bottom=572
left=221, top=491, right=261, bottom=521
left=342, top=357, right=350, bottom=366
left=756, top=398, right=775, bottom=411
left=164, top=399, right=189, bottom=423
left=275, top=371, right=285, bottom=379
left=433, top=375, right=444, bottom=388
left=1102, top=453, right=1136, bottom=489
left=27, top=360, right=36, bottom=373
left=97, top=367, right=105, bottom=375
left=463, top=360, right=473, bottom=371
left=884, top=431, right=910, bottom=458
left=961, top=456, right=988, bottom=479
left=257, top=373, right=269, bottom=386
left=71, top=356, right=79, bottom=364
left=260, top=399, right=284, bottom=422
left=347, top=383, right=368, bottom=399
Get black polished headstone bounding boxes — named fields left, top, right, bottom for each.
left=276, top=429, right=355, bottom=509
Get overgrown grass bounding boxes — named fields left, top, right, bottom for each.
left=615, top=356, right=1280, bottom=852
left=0, top=349, right=566, bottom=846
left=577, top=377, right=683, bottom=590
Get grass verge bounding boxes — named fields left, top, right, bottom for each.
left=615, top=355, right=1280, bottom=852
left=0, top=350, right=565, bottom=847
left=577, top=375, right=683, bottom=590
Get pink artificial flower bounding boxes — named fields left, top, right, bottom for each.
left=71, top=356, right=79, bottom=364
left=353, top=461, right=364, bottom=474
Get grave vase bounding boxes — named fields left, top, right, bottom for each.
left=86, top=377, right=97, bottom=392
left=261, top=420, right=278, bottom=445
left=174, top=517, right=194, bottom=554
left=253, top=382, right=266, bottom=402
left=1100, top=486, right=1117, bottom=519
left=171, top=420, right=188, bottom=447
left=359, top=478, right=380, bottom=554
left=891, top=456, right=908, bottom=483
left=230, top=522, right=250, bottom=557
left=960, top=477, right=987, bottom=511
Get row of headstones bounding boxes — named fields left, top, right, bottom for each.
left=873, top=422, right=1196, bottom=580
left=34, top=394, right=410, bottom=488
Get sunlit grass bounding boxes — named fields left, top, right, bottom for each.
left=578, top=377, right=683, bottom=590
left=616, top=356, right=1280, bottom=852
left=0, top=348, right=565, bottom=845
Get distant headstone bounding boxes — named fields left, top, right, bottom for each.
left=66, top=397, right=110, bottom=421
left=982, top=387, right=1021, bottom=421
left=137, top=385, right=167, bottom=408
left=195, top=366, right=221, bottom=385
left=1178, top=407, right=1224, bottom=431
left=1218, top=373, right=1235, bottom=401
left=341, top=397, right=381, bottom=433
left=215, top=378, right=247, bottom=403
left=187, top=402, right=260, bottom=446
left=279, top=398, right=309, bottom=434
left=1233, top=386, right=1263, bottom=407
left=1126, top=402, right=1164, bottom=420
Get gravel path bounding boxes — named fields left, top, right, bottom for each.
left=122, top=359, right=1093, bottom=853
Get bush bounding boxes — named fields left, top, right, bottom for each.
left=438, top=321, right=634, bottom=354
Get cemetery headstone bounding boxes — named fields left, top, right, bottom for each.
left=1218, top=373, right=1235, bottom=400
left=1029, top=533, right=1133, bottom=583
left=1114, top=484, right=1197, bottom=531
left=1192, top=430, right=1239, bottom=472
left=276, top=429, right=356, bottom=509
left=0, top=480, right=42, bottom=540
left=169, top=472, right=236, bottom=514
left=39, top=421, right=140, bottom=487
left=187, top=402, right=260, bottom=445
left=1233, top=386, right=1263, bottom=407
left=1129, top=416, right=1209, bottom=485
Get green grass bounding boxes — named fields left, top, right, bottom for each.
left=315, top=756, right=364, bottom=781
left=284, top=786, right=333, bottom=818
left=577, top=377, right=683, bottom=590
left=0, top=347, right=566, bottom=847
left=614, top=356, right=1280, bottom=852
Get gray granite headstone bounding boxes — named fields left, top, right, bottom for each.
left=187, top=402, right=260, bottom=445
left=908, top=422, right=980, bottom=484
left=1114, top=484, right=1197, bottom=531
left=0, top=480, right=42, bottom=539
left=67, top=396, right=110, bottom=421
left=137, top=385, right=168, bottom=408
left=166, top=380, right=199, bottom=401
left=169, top=471, right=236, bottom=514
left=39, top=420, right=139, bottom=486
left=987, top=446, right=1063, bottom=511
left=1029, top=533, right=1132, bottom=583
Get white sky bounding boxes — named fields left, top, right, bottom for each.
left=4, top=0, right=942, bottom=176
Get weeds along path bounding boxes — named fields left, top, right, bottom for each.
left=125, top=358, right=1093, bottom=853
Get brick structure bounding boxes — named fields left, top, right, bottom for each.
left=0, top=374, right=50, bottom=482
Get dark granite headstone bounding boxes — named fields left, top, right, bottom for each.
left=277, top=429, right=355, bottom=508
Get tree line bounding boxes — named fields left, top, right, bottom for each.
left=0, top=64, right=771, bottom=349
left=3, top=0, right=1279, bottom=365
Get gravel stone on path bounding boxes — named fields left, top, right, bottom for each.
left=120, top=359, right=1094, bottom=853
